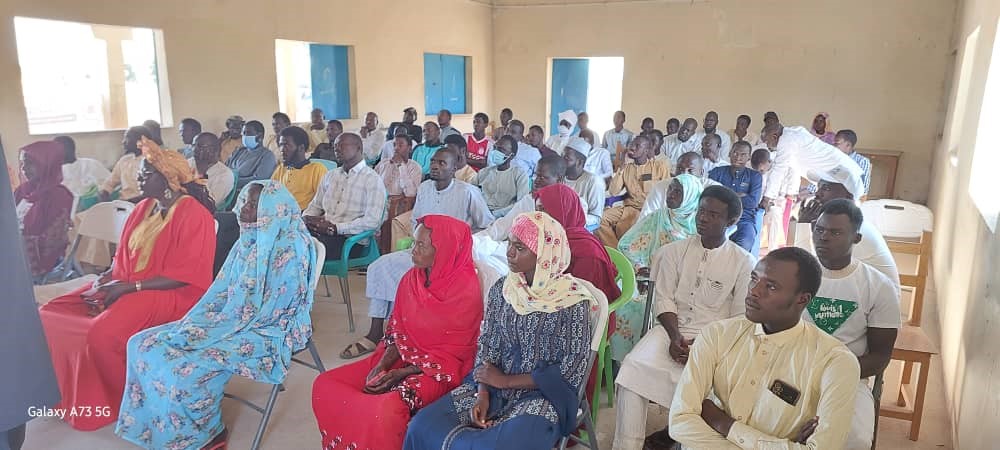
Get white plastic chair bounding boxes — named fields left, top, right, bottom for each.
left=223, top=237, right=326, bottom=450
left=860, top=199, right=934, bottom=239
left=475, top=260, right=503, bottom=307
left=557, top=279, right=610, bottom=450
left=57, top=200, right=135, bottom=280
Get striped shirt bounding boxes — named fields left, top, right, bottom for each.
left=304, top=160, right=386, bottom=235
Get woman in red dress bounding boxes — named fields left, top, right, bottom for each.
left=312, top=214, right=484, bottom=450
left=38, top=138, right=216, bottom=431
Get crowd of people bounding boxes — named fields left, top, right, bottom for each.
left=7, top=104, right=897, bottom=450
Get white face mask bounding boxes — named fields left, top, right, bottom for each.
left=558, top=125, right=571, bottom=138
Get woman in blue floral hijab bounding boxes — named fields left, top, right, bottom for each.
left=115, top=180, right=318, bottom=450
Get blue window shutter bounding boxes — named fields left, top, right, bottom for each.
left=550, top=58, right=589, bottom=133
left=441, top=55, right=467, bottom=114
left=424, top=53, right=443, bottom=115
left=309, top=44, right=351, bottom=119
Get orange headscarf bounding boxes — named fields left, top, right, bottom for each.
left=138, top=136, right=202, bottom=193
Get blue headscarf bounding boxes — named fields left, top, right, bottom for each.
left=617, top=174, right=704, bottom=269
left=161, top=180, right=318, bottom=383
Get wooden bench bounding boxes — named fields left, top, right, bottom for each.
left=879, top=324, right=938, bottom=441
left=885, top=230, right=931, bottom=326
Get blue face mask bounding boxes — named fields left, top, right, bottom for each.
left=242, top=135, right=258, bottom=149
left=488, top=148, right=509, bottom=166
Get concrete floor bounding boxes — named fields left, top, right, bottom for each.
left=25, top=262, right=954, bottom=449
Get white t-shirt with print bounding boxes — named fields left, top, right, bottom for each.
left=802, top=259, right=901, bottom=357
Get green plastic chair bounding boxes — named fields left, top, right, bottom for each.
left=395, top=237, right=414, bottom=251
left=76, top=185, right=101, bottom=212
left=592, top=246, right=637, bottom=420
left=320, top=229, right=381, bottom=332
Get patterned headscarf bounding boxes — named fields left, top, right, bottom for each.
left=138, top=136, right=201, bottom=192
left=503, top=212, right=595, bottom=315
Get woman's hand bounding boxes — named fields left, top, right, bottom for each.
left=363, top=367, right=412, bottom=394
left=471, top=390, right=492, bottom=428
left=473, top=362, right=507, bottom=389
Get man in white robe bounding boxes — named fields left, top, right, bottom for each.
left=614, top=186, right=754, bottom=450
left=658, top=118, right=700, bottom=165
left=545, top=109, right=577, bottom=154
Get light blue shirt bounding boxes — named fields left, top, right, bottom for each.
left=510, top=142, right=541, bottom=177
left=411, top=179, right=495, bottom=232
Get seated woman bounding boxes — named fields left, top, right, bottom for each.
left=611, top=173, right=702, bottom=363
left=38, top=138, right=216, bottom=431
left=15, top=141, right=74, bottom=281
left=115, top=181, right=317, bottom=450
left=312, top=215, right=482, bottom=450
left=403, top=212, right=595, bottom=450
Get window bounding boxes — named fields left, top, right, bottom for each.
left=968, top=21, right=1000, bottom=233
left=424, top=53, right=469, bottom=115
left=548, top=57, right=624, bottom=135
left=13, top=17, right=171, bottom=135
left=275, top=39, right=354, bottom=122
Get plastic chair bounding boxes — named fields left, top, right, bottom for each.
left=872, top=370, right=885, bottom=449
left=319, top=229, right=381, bottom=332
left=56, top=200, right=135, bottom=280
left=395, top=236, right=414, bottom=251
left=591, top=246, right=637, bottom=419
left=224, top=237, right=327, bottom=450
left=556, top=279, right=609, bottom=450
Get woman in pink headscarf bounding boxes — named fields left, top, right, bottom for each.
left=811, top=112, right=836, bottom=144
left=15, top=141, right=74, bottom=279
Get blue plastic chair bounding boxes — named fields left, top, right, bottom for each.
left=313, top=159, right=338, bottom=171
left=320, top=230, right=380, bottom=332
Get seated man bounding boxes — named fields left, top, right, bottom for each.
left=177, top=117, right=201, bottom=159
left=264, top=112, right=292, bottom=155
left=701, top=133, right=728, bottom=174
left=359, top=111, right=385, bottom=166
left=325, top=119, right=344, bottom=149
left=342, top=146, right=493, bottom=359
left=794, top=178, right=900, bottom=289
left=659, top=118, right=701, bottom=165
left=465, top=112, right=493, bottom=171
left=444, top=134, right=478, bottom=183
left=508, top=120, right=542, bottom=176
left=219, top=115, right=244, bottom=163
left=614, top=186, right=753, bottom=450
left=596, top=135, right=670, bottom=247
left=527, top=124, right=558, bottom=159
left=411, top=121, right=445, bottom=175
left=579, top=128, right=613, bottom=182
left=834, top=129, right=872, bottom=197
left=391, top=147, right=494, bottom=247
left=56, top=135, right=110, bottom=197
left=305, top=108, right=329, bottom=152
left=602, top=110, right=635, bottom=156
left=640, top=151, right=720, bottom=219
left=471, top=135, right=530, bottom=217
left=189, top=132, right=235, bottom=208
left=545, top=109, right=577, bottom=153
left=226, top=120, right=278, bottom=194
left=310, top=142, right=338, bottom=165
left=669, top=247, right=861, bottom=449
left=563, top=137, right=606, bottom=228
left=709, top=141, right=764, bottom=255
left=805, top=199, right=900, bottom=450
left=437, top=109, right=462, bottom=140
left=303, top=133, right=387, bottom=261
left=271, top=126, right=329, bottom=210
left=99, top=126, right=152, bottom=202
left=375, top=134, right=422, bottom=199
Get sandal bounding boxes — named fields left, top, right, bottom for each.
left=339, top=337, right=377, bottom=359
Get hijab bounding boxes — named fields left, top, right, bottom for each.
left=392, top=214, right=483, bottom=381
left=160, top=181, right=317, bottom=382
left=503, top=212, right=595, bottom=315
left=534, top=184, right=621, bottom=302
left=14, top=141, right=73, bottom=242
left=617, top=173, right=703, bottom=268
